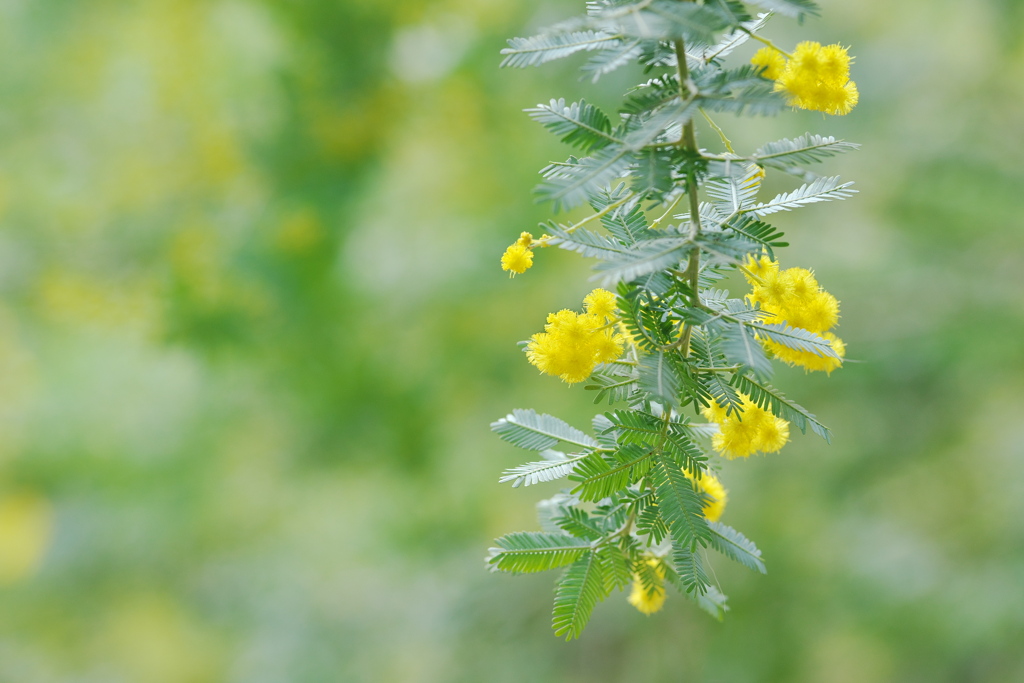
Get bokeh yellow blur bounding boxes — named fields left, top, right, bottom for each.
left=1, top=0, right=1023, bottom=681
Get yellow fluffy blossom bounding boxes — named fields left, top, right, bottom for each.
left=628, top=557, right=666, bottom=615
left=743, top=255, right=845, bottom=372
left=685, top=470, right=728, bottom=522
left=702, top=394, right=790, bottom=458
left=751, top=46, right=787, bottom=80
left=753, top=41, right=859, bottom=116
left=500, top=232, right=537, bottom=276
left=583, top=288, right=618, bottom=320
left=526, top=289, right=623, bottom=384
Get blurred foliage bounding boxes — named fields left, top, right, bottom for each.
left=0, top=0, right=1022, bottom=681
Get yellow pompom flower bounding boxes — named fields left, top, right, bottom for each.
left=583, top=288, right=618, bottom=320
left=628, top=557, right=666, bottom=615
left=742, top=254, right=779, bottom=285
left=702, top=395, right=790, bottom=458
left=685, top=470, right=728, bottom=522
left=751, top=46, right=787, bottom=80
left=761, top=41, right=858, bottom=116
left=745, top=256, right=845, bottom=372
left=500, top=232, right=537, bottom=276
left=525, top=290, right=624, bottom=384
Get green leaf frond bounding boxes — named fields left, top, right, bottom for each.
left=707, top=521, right=767, bottom=573
left=670, top=543, right=711, bottom=594
left=553, top=552, right=610, bottom=640
left=699, top=80, right=786, bottom=117
left=750, top=175, right=857, bottom=216
left=687, top=583, right=729, bottom=620
left=651, top=454, right=712, bottom=551
left=603, top=409, right=662, bottom=445
left=696, top=12, right=770, bottom=63
left=501, top=30, right=622, bottom=69
left=537, top=147, right=636, bottom=213
left=595, top=1, right=729, bottom=44
left=753, top=133, right=860, bottom=169
left=553, top=506, right=606, bottom=540
left=582, top=38, right=646, bottom=81
left=527, top=98, right=619, bottom=151
left=730, top=374, right=832, bottom=442
left=749, top=0, right=820, bottom=21
left=720, top=214, right=788, bottom=256
left=717, top=321, right=773, bottom=379
left=594, top=237, right=693, bottom=286
left=601, top=200, right=651, bottom=244
left=492, top=409, right=599, bottom=451
left=547, top=224, right=631, bottom=260
left=705, top=163, right=763, bottom=214
left=499, top=451, right=589, bottom=488
left=570, top=444, right=655, bottom=502
left=690, top=330, right=744, bottom=414
left=637, top=351, right=686, bottom=408
left=597, top=543, right=635, bottom=592
left=747, top=321, right=840, bottom=358
left=663, top=425, right=709, bottom=475
left=586, top=368, right=640, bottom=405
left=488, top=532, right=592, bottom=574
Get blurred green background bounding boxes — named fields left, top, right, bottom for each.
left=1, top=0, right=1023, bottom=681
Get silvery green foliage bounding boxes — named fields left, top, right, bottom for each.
left=488, top=0, right=857, bottom=640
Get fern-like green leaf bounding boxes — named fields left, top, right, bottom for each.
left=747, top=321, right=839, bottom=357
left=730, top=374, right=832, bottom=442
left=688, top=583, right=729, bottom=620
left=552, top=552, right=610, bottom=640
left=501, top=30, right=623, bottom=68
left=749, top=176, right=857, bottom=216
left=707, top=521, right=766, bottom=573
left=499, top=451, right=588, bottom=488
left=597, top=543, right=634, bottom=592
left=492, top=409, right=599, bottom=450
left=749, top=0, right=820, bottom=20
left=585, top=369, right=639, bottom=405
left=753, top=133, right=860, bottom=168
left=604, top=409, right=662, bottom=446
left=537, top=147, right=635, bottom=213
left=582, top=39, right=645, bottom=81
left=637, top=350, right=683, bottom=408
left=698, top=12, right=769, bottom=62
left=651, top=454, right=711, bottom=550
left=570, top=444, right=654, bottom=502
left=603, top=1, right=728, bottom=44
left=547, top=225, right=629, bottom=260
left=671, top=544, right=710, bottom=594
left=594, top=238, right=692, bottom=286
left=488, top=532, right=592, bottom=574
left=527, top=98, right=620, bottom=151
left=717, top=321, right=773, bottom=379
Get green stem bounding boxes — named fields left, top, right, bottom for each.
left=743, top=30, right=793, bottom=58
left=673, top=37, right=703, bottom=358
left=541, top=192, right=634, bottom=242
left=649, top=191, right=685, bottom=230
left=700, top=108, right=735, bottom=154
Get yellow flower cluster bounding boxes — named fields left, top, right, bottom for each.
left=526, top=289, right=623, bottom=384
left=685, top=470, right=728, bottom=522
left=752, top=42, right=858, bottom=116
left=744, top=256, right=845, bottom=373
left=500, top=232, right=544, bottom=276
left=628, top=557, right=666, bottom=615
left=703, top=394, right=790, bottom=458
